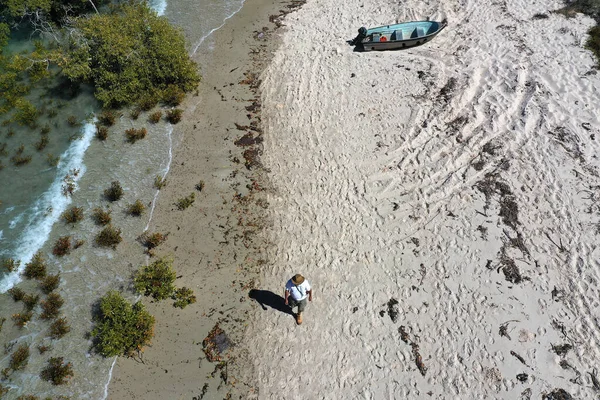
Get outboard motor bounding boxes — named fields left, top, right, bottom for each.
left=351, top=27, right=368, bottom=46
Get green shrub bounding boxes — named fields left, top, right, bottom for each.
left=92, top=207, right=112, bottom=225
left=140, top=232, right=167, bottom=250
left=40, top=124, right=51, bottom=135
left=154, top=175, right=167, bottom=189
left=130, top=107, right=141, bottom=120
left=11, top=154, right=32, bottom=166
left=161, top=85, right=186, bottom=107
left=126, top=199, right=146, bottom=216
left=134, top=257, right=176, bottom=300
left=40, top=273, right=61, bottom=294
left=23, top=252, right=47, bottom=279
left=137, top=94, right=158, bottom=111
left=46, top=153, right=60, bottom=167
left=95, top=225, right=122, bottom=248
left=9, top=344, right=29, bottom=371
left=0, top=384, right=7, bottom=397
left=8, top=287, right=25, bottom=301
left=165, top=109, right=183, bottom=124
left=74, top=238, right=85, bottom=249
left=61, top=206, right=84, bottom=224
left=66, top=116, right=78, bottom=126
left=2, top=258, right=20, bottom=272
left=49, top=317, right=71, bottom=339
left=22, top=293, right=39, bottom=312
left=195, top=181, right=205, bottom=192
left=12, top=312, right=32, bottom=328
left=175, top=193, right=195, bottom=210
left=40, top=357, right=73, bottom=385
left=59, top=3, right=200, bottom=108
left=104, top=181, right=124, bottom=201
left=125, top=127, right=147, bottom=143
left=35, top=135, right=49, bottom=151
left=98, top=110, right=119, bottom=126
left=37, top=344, right=52, bottom=354
left=149, top=111, right=162, bottom=123
left=172, top=287, right=196, bottom=309
left=92, top=291, right=155, bottom=357
left=96, top=124, right=108, bottom=141
left=52, top=236, right=71, bottom=256
left=40, top=293, right=64, bottom=320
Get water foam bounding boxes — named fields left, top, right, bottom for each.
left=145, top=125, right=174, bottom=232
left=191, top=0, right=245, bottom=55
left=150, top=0, right=167, bottom=15
left=0, top=120, right=96, bottom=293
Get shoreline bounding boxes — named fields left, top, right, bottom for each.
left=107, top=0, right=287, bottom=396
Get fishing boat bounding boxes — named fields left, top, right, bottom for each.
left=351, top=20, right=447, bottom=51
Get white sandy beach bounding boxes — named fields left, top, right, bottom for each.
left=242, top=0, right=600, bottom=398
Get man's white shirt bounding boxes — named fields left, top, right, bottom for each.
left=285, top=279, right=311, bottom=301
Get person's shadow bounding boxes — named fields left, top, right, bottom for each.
left=249, top=289, right=294, bottom=316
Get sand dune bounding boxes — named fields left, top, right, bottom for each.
left=242, top=0, right=600, bottom=398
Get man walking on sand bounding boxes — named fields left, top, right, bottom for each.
left=284, top=274, right=312, bottom=325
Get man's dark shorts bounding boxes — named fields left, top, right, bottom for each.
left=288, top=297, right=307, bottom=313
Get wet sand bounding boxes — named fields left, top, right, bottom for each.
left=107, top=0, right=287, bottom=397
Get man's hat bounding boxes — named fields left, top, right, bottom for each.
left=291, top=274, right=305, bottom=285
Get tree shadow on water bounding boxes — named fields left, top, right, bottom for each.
left=248, top=289, right=294, bottom=316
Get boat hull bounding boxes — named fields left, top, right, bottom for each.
left=354, top=20, right=446, bottom=51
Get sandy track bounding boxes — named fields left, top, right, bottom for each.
left=243, top=0, right=600, bottom=398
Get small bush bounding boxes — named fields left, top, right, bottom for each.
left=52, top=236, right=71, bottom=257
left=46, top=153, right=60, bottom=167
left=172, top=287, right=196, bottom=309
left=23, top=252, right=47, bottom=279
left=99, top=110, right=119, bottom=126
left=12, top=312, right=33, bottom=328
left=2, top=258, right=20, bottom=272
left=125, top=127, right=147, bottom=143
left=92, top=207, right=112, bottom=225
left=161, top=85, right=186, bottom=107
left=195, top=181, right=205, bottom=192
left=22, top=293, right=40, bottom=312
left=104, top=181, right=124, bottom=201
left=134, top=257, right=176, bottom=300
left=49, top=317, right=71, bottom=339
left=165, top=109, right=183, bottom=124
left=11, top=154, right=32, bottom=166
left=176, top=193, right=195, bottom=210
left=8, top=287, right=25, bottom=301
left=137, top=94, right=158, bottom=111
left=92, top=291, right=155, bottom=357
left=40, top=293, right=64, bottom=320
left=66, top=116, right=78, bottom=126
left=41, top=357, right=73, bottom=385
left=149, top=111, right=162, bottom=123
left=9, top=344, right=29, bottom=371
left=61, top=206, right=84, bottom=224
left=130, top=108, right=141, bottom=120
left=140, top=232, right=168, bottom=250
left=96, top=124, right=108, bottom=141
left=95, top=225, right=122, bottom=249
left=40, top=274, right=61, bottom=294
left=0, top=383, right=8, bottom=397
left=74, top=239, right=85, bottom=249
left=154, top=175, right=167, bottom=189
left=35, top=136, right=49, bottom=151
left=40, top=124, right=51, bottom=134
left=126, top=200, right=146, bottom=216
left=37, top=344, right=52, bottom=354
